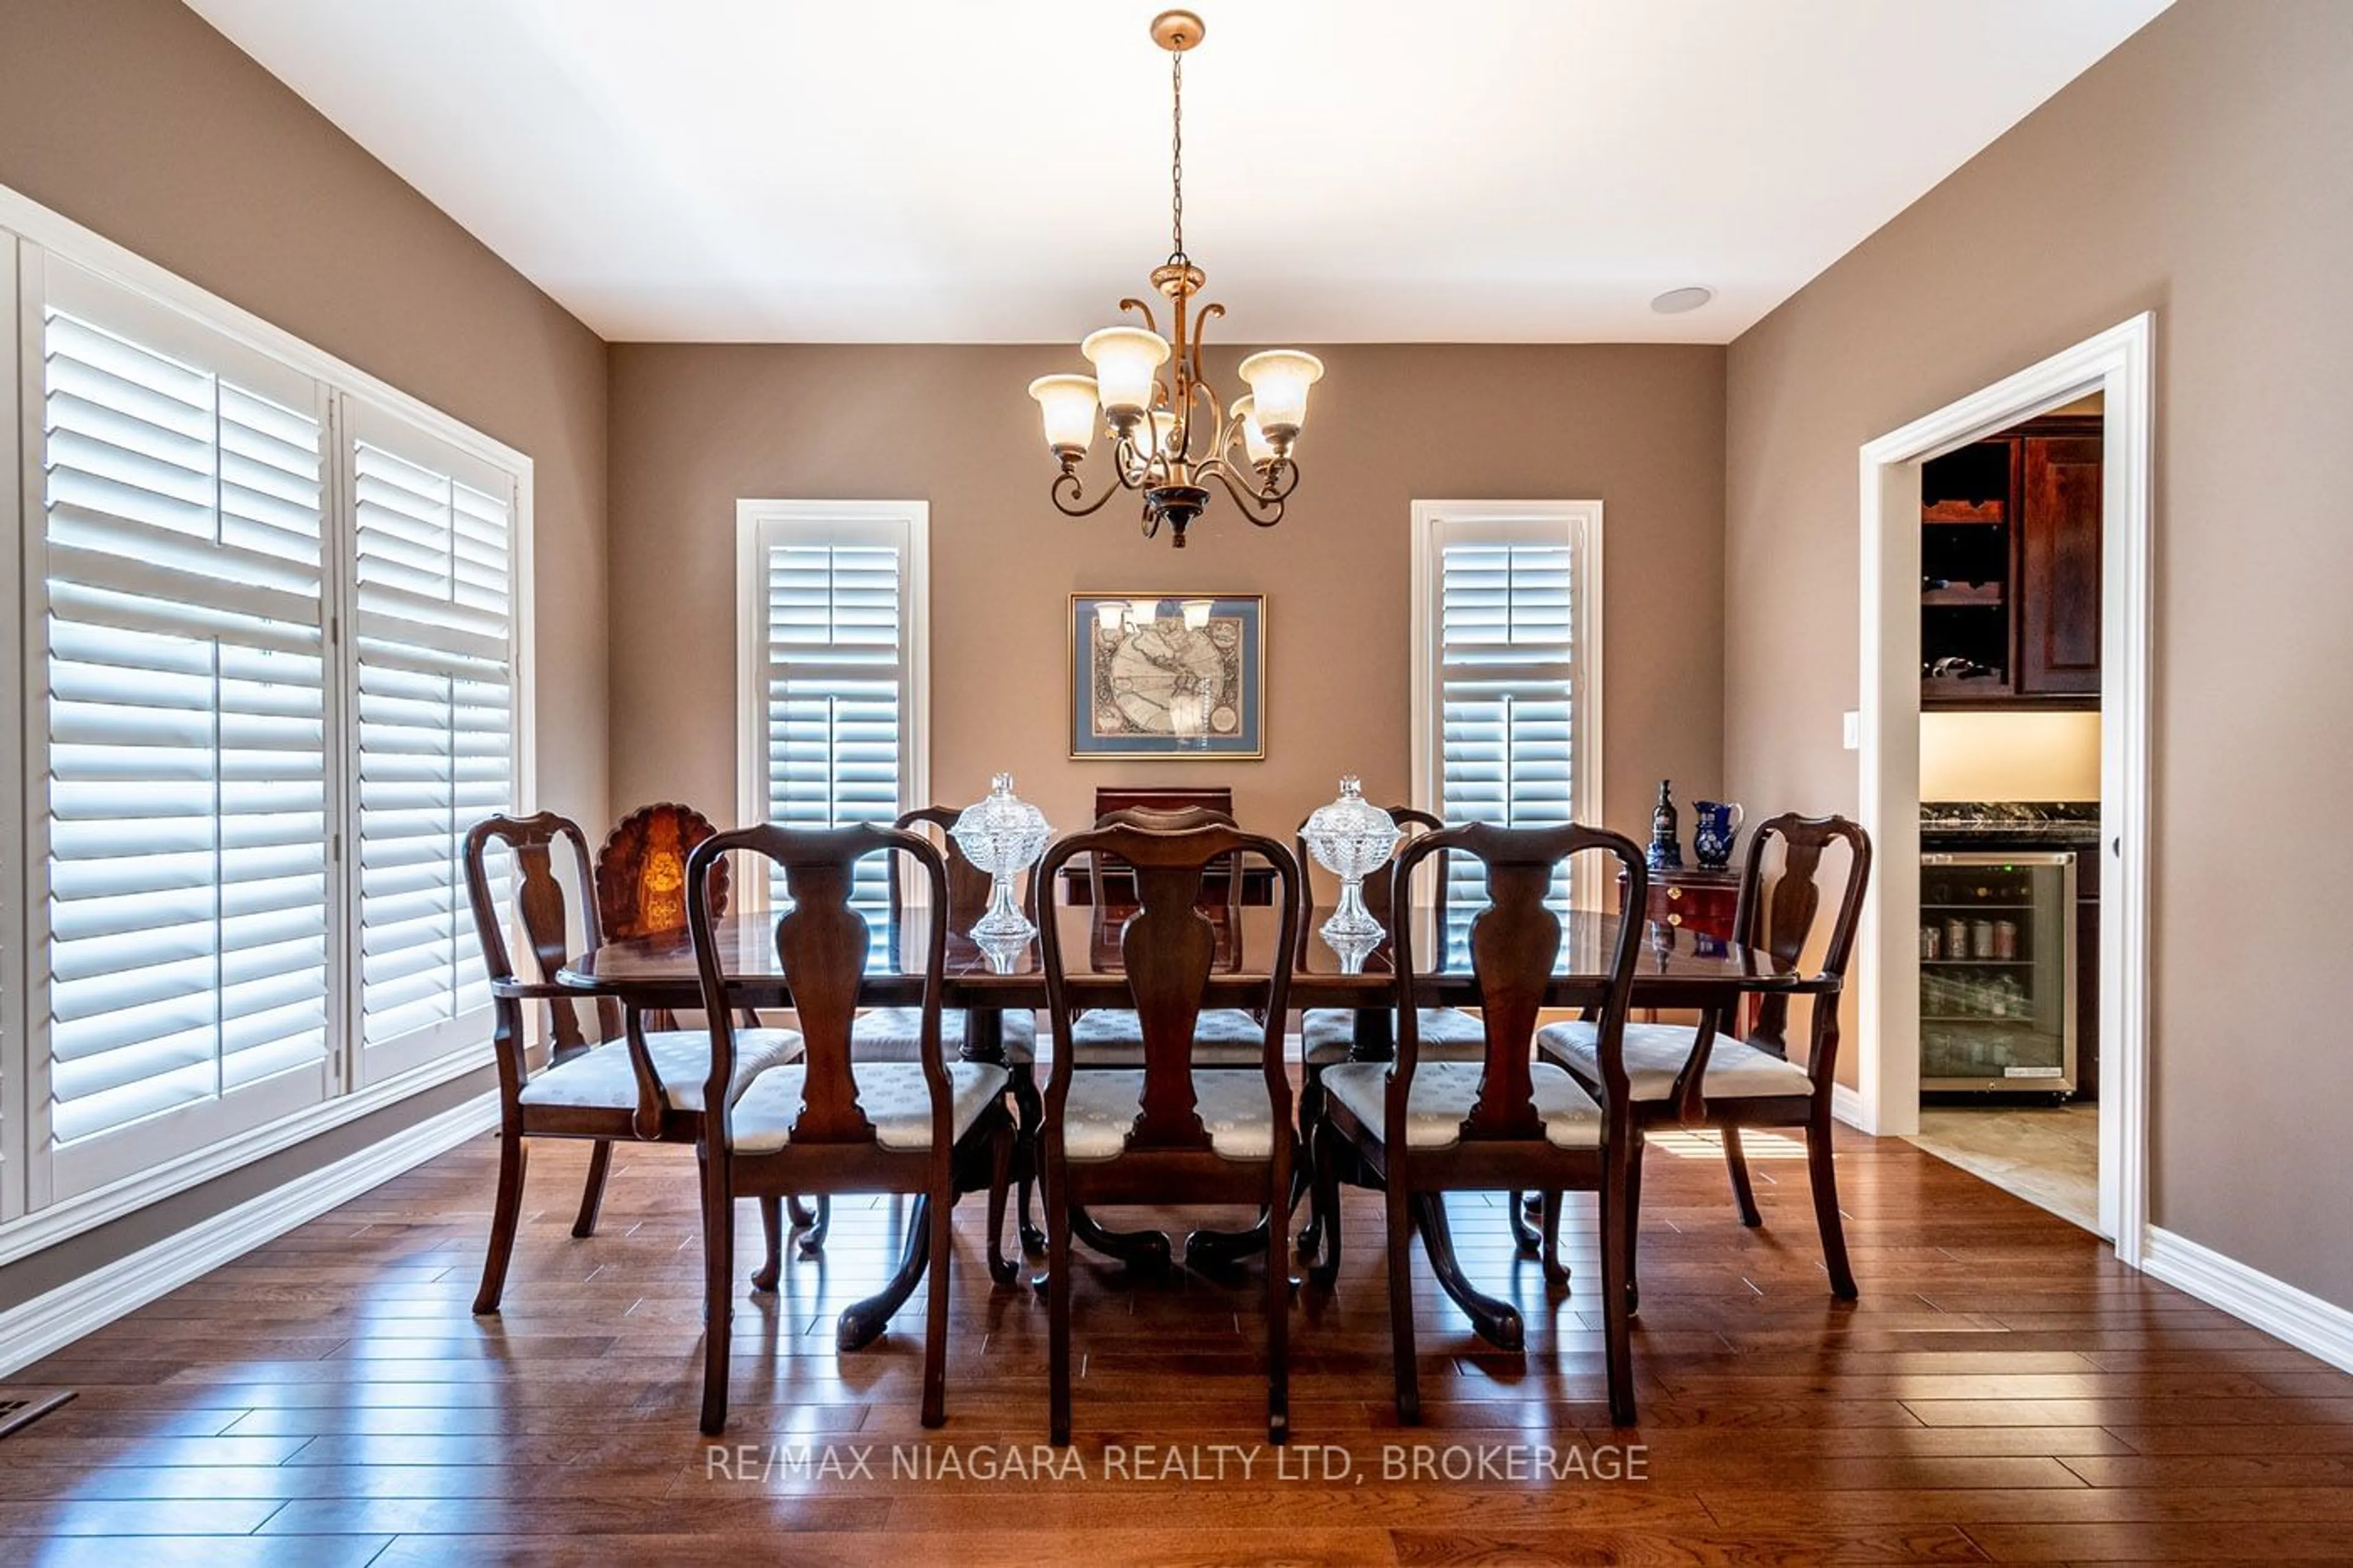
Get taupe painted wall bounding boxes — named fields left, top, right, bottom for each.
left=0, top=0, right=608, bottom=1306
left=607, top=343, right=1727, bottom=852
left=1724, top=0, right=2353, bottom=1305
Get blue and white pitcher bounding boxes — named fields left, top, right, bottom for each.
left=1692, top=800, right=1745, bottom=870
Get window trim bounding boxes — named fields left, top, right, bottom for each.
left=1409, top=499, right=1605, bottom=912
left=0, top=231, right=22, bottom=1227
left=0, top=177, right=534, bottom=1258
left=733, top=499, right=931, bottom=908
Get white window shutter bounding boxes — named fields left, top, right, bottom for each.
left=0, top=211, right=536, bottom=1237
left=349, top=412, right=517, bottom=1080
left=35, top=270, right=333, bottom=1194
left=1415, top=506, right=1600, bottom=964
left=740, top=504, right=926, bottom=925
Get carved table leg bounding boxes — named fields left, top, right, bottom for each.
left=1507, top=1189, right=1542, bottom=1254
left=1069, top=1204, right=1172, bottom=1270
left=968, top=1009, right=1048, bottom=1258
left=1412, top=1192, right=1523, bottom=1350
left=836, top=1194, right=930, bottom=1352
left=1183, top=1205, right=1271, bottom=1270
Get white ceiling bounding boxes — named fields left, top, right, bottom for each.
left=183, top=0, right=2171, bottom=344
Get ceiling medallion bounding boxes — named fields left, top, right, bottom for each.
left=1027, top=10, right=1323, bottom=548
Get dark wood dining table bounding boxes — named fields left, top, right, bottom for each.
left=546, top=902, right=1835, bottom=1349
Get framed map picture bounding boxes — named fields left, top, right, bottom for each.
left=1069, top=594, right=1264, bottom=759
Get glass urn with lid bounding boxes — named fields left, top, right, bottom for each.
left=949, top=773, right=1054, bottom=945
left=1300, top=776, right=1401, bottom=949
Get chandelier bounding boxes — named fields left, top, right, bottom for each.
left=1026, top=10, right=1324, bottom=549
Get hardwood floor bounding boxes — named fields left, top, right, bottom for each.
left=7, top=1122, right=2351, bottom=1564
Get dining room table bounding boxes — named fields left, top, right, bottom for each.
left=545, top=900, right=1837, bottom=1350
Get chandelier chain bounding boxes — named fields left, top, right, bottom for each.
left=1169, top=51, right=1185, bottom=265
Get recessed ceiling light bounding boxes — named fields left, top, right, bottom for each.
left=1650, top=286, right=1715, bottom=314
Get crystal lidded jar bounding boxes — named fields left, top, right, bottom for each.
left=949, top=773, right=1054, bottom=945
left=1300, top=776, right=1401, bottom=947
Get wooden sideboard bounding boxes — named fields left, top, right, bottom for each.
left=1621, top=865, right=1741, bottom=942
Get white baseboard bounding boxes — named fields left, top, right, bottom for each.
left=0, top=1090, right=498, bottom=1378
left=2141, top=1225, right=2353, bottom=1376
left=1831, top=1082, right=1875, bottom=1134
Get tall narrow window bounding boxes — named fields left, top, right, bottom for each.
left=350, top=409, right=518, bottom=1081
left=1411, top=502, right=1603, bottom=963
left=737, top=502, right=928, bottom=918
left=34, top=263, right=332, bottom=1196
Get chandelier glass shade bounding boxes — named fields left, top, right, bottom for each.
left=1026, top=10, right=1323, bottom=548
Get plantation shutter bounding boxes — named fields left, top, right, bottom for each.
left=349, top=406, right=518, bottom=1080
left=750, top=511, right=915, bottom=920
left=1428, top=512, right=1591, bottom=963
left=35, top=261, right=333, bottom=1193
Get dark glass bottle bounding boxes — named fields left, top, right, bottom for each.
left=1647, top=779, right=1683, bottom=870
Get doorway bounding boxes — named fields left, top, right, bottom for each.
left=1849, top=314, right=2153, bottom=1265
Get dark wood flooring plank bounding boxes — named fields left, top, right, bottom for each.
left=1, top=1123, right=2344, bottom=1565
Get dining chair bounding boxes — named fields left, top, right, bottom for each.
left=597, top=800, right=830, bottom=1248
left=1035, top=819, right=1305, bottom=1445
left=1292, top=805, right=1484, bottom=1254
left=1066, top=805, right=1265, bottom=1065
left=842, top=805, right=1044, bottom=1255
left=684, top=824, right=1018, bottom=1434
left=1308, top=823, right=1647, bottom=1426
left=1535, top=813, right=1873, bottom=1302
left=463, top=812, right=805, bottom=1316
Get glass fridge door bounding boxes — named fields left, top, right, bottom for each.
left=1919, top=853, right=2075, bottom=1092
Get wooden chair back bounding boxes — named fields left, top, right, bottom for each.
left=464, top=811, right=618, bottom=1059
left=1088, top=805, right=1245, bottom=972
left=1092, top=784, right=1232, bottom=820
left=686, top=824, right=950, bottom=1151
left=1390, top=824, right=1646, bottom=1138
left=1730, top=813, right=1874, bottom=1071
left=597, top=802, right=731, bottom=943
left=1038, top=821, right=1302, bottom=1153
left=891, top=805, right=1024, bottom=931
left=1294, top=804, right=1446, bottom=966
left=1086, top=802, right=1245, bottom=910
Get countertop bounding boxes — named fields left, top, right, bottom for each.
left=1920, top=800, right=2101, bottom=847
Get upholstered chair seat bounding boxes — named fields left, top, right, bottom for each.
left=729, top=1061, right=1012, bottom=1154
left=1320, top=1059, right=1604, bottom=1150
left=1300, top=1006, right=1486, bottom=1067
left=1055, top=1068, right=1279, bottom=1162
left=1063, top=1006, right=1268, bottom=1066
left=851, top=1006, right=1039, bottom=1065
left=518, top=1029, right=805, bottom=1112
left=1537, top=1020, right=1813, bottom=1100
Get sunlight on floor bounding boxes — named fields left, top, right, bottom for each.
left=1645, top=1129, right=1808, bottom=1160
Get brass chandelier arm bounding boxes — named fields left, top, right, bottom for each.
left=1199, top=457, right=1291, bottom=528
left=1186, top=376, right=1222, bottom=466
left=1047, top=463, right=1127, bottom=520
left=1119, top=297, right=1160, bottom=336
left=1187, top=301, right=1225, bottom=412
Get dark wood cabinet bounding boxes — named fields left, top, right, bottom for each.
left=1920, top=415, right=2102, bottom=709
left=2017, top=434, right=2104, bottom=696
left=1617, top=866, right=1741, bottom=941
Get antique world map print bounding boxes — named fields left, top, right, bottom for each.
left=1068, top=594, right=1264, bottom=759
